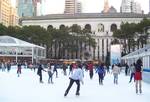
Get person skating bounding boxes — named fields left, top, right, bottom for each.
left=47, top=63, right=54, bottom=84
left=135, top=59, right=143, bottom=94
left=53, top=62, right=58, bottom=78
left=17, top=62, right=22, bottom=77
left=88, top=61, right=94, bottom=79
left=37, top=64, right=46, bottom=83
left=96, top=63, right=105, bottom=85
left=64, top=63, right=84, bottom=97
left=112, top=64, right=120, bottom=84
left=125, top=63, right=129, bottom=76
left=129, top=63, right=135, bottom=83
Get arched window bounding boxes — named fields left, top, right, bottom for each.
left=84, top=24, right=91, bottom=33
left=97, top=24, right=104, bottom=32
left=59, top=24, right=65, bottom=30
left=47, top=25, right=53, bottom=30
left=110, top=24, right=117, bottom=32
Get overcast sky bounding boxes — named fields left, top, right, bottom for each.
left=11, top=0, right=149, bottom=14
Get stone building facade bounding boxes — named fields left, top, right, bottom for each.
left=20, top=13, right=150, bottom=61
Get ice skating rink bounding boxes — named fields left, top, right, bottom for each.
left=0, top=68, right=150, bottom=102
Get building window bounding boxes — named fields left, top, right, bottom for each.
left=110, top=24, right=117, bottom=32
left=97, top=23, right=104, bottom=32
left=84, top=24, right=91, bottom=33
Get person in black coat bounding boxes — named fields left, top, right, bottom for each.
left=37, top=64, right=46, bottom=83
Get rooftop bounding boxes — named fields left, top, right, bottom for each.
left=21, top=13, right=150, bottom=21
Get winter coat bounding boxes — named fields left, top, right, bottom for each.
left=69, top=68, right=84, bottom=81
left=96, top=66, right=105, bottom=75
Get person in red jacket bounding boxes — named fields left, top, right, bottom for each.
left=135, top=59, right=143, bottom=94
left=88, top=61, right=94, bottom=79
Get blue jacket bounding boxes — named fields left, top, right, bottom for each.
left=96, top=66, right=105, bottom=74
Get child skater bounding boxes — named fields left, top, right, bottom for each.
left=47, top=63, right=54, bottom=84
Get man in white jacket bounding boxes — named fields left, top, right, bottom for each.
left=64, top=64, right=84, bottom=96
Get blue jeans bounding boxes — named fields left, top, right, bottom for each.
left=113, top=73, right=118, bottom=84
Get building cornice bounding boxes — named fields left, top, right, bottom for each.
left=20, top=13, right=150, bottom=21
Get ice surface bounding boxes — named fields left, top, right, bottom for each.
left=0, top=68, right=150, bottom=102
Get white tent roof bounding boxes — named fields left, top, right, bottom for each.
left=0, top=36, right=45, bottom=49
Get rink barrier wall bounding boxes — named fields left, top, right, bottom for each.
left=143, top=68, right=150, bottom=72
left=143, top=68, right=150, bottom=84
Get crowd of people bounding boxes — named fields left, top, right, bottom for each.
left=0, top=58, right=143, bottom=96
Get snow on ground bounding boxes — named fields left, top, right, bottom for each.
left=0, top=68, right=150, bottom=102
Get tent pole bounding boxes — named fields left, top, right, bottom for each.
left=16, top=47, right=18, bottom=63
left=32, top=47, right=34, bottom=63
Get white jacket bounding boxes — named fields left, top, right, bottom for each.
left=70, top=68, right=84, bottom=81
left=112, top=65, right=120, bottom=74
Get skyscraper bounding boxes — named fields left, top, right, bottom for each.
left=0, top=0, right=18, bottom=26
left=149, top=0, right=150, bottom=13
left=64, top=0, right=76, bottom=14
left=18, top=0, right=34, bottom=17
left=18, top=0, right=42, bottom=17
left=77, top=2, right=82, bottom=13
left=120, top=0, right=131, bottom=13
left=120, top=0, right=142, bottom=14
left=103, top=0, right=109, bottom=13
left=64, top=0, right=82, bottom=14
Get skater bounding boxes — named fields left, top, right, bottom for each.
left=135, top=59, right=143, bottom=94
left=96, top=63, right=105, bottom=85
left=112, top=64, right=120, bottom=84
left=106, top=64, right=110, bottom=74
left=37, top=64, right=46, bottom=83
left=88, top=61, right=94, bottom=79
left=64, top=63, right=84, bottom=97
left=62, top=63, right=67, bottom=76
left=47, top=63, right=54, bottom=84
left=6, top=61, right=11, bottom=72
left=69, top=63, right=73, bottom=75
left=129, top=63, right=135, bottom=83
left=125, top=63, right=129, bottom=76
left=17, top=62, right=22, bottom=77
left=53, top=62, right=58, bottom=78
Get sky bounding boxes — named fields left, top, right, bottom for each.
left=11, top=0, right=149, bottom=14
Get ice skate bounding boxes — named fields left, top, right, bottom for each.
left=64, top=91, right=68, bottom=97
left=76, top=92, right=80, bottom=96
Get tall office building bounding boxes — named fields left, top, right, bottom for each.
left=33, top=0, right=42, bottom=16
left=103, top=0, right=109, bottom=13
left=18, top=0, right=42, bottom=17
left=120, top=0, right=132, bottom=13
left=64, top=0, right=82, bottom=14
left=134, top=2, right=142, bottom=14
left=120, top=0, right=142, bottom=14
left=18, top=0, right=34, bottom=17
left=77, top=2, right=82, bottom=13
left=0, top=0, right=18, bottom=26
left=149, top=0, right=150, bottom=13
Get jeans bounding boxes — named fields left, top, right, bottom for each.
left=113, top=73, right=118, bottom=84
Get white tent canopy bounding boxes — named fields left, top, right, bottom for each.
left=0, top=36, right=45, bottom=49
left=0, top=36, right=46, bottom=63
